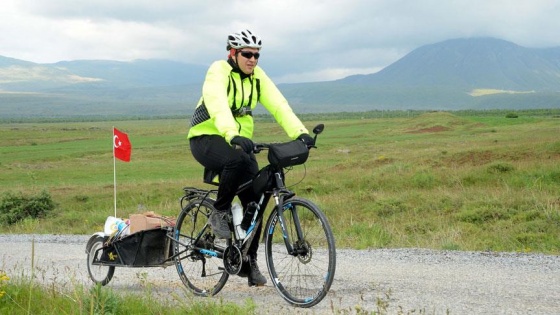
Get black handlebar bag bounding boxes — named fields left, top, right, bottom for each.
left=267, top=140, right=309, bottom=168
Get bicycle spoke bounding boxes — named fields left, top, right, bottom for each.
left=265, top=197, right=336, bottom=307
left=173, top=198, right=228, bottom=296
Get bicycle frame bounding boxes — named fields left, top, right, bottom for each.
left=175, top=188, right=224, bottom=260
left=178, top=162, right=304, bottom=260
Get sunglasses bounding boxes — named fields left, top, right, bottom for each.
left=239, top=51, right=260, bottom=60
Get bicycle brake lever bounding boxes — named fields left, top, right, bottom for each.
left=253, top=144, right=266, bottom=153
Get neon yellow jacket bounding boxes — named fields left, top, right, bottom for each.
left=187, top=60, right=308, bottom=143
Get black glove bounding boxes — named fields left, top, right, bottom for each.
left=230, top=136, right=254, bottom=153
left=297, top=133, right=315, bottom=147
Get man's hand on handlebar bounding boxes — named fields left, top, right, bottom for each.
left=297, top=133, right=315, bottom=147
left=230, top=136, right=254, bottom=153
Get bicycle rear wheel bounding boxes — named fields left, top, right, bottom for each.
left=173, top=198, right=229, bottom=296
left=264, top=197, right=336, bottom=308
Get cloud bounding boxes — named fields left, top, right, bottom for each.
left=1, top=0, right=560, bottom=83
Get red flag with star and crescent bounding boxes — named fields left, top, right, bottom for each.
left=113, top=128, right=132, bottom=162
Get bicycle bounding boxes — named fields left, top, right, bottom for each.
left=173, top=123, right=336, bottom=308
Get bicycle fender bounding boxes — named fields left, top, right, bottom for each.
left=85, top=232, right=106, bottom=254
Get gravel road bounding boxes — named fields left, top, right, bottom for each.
left=1, top=234, right=559, bottom=314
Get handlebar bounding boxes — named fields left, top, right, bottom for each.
left=252, top=123, right=324, bottom=154
left=252, top=142, right=313, bottom=154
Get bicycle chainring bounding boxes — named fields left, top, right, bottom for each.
left=223, top=245, right=243, bottom=275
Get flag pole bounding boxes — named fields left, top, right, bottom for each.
left=112, top=127, right=131, bottom=218
left=113, top=127, right=117, bottom=217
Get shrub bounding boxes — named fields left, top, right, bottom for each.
left=456, top=206, right=513, bottom=224
left=411, top=171, right=439, bottom=189
left=505, top=113, right=519, bottom=118
left=0, top=190, right=56, bottom=225
left=487, top=162, right=515, bottom=174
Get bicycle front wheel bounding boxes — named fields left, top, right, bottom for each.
left=173, top=198, right=229, bottom=296
left=264, top=197, right=336, bottom=308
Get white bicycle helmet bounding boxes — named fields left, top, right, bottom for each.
left=226, top=29, right=262, bottom=50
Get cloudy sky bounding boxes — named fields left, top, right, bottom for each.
left=1, top=0, right=560, bottom=83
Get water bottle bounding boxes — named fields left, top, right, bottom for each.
left=241, top=201, right=258, bottom=231
left=231, top=203, right=246, bottom=239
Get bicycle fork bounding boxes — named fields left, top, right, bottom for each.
left=271, top=177, right=306, bottom=257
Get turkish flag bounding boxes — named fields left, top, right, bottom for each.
left=113, top=128, right=132, bottom=162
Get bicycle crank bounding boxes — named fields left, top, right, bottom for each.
left=223, top=245, right=242, bottom=275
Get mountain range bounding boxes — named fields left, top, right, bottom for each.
left=1, top=37, right=560, bottom=119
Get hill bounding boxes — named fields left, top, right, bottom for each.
left=279, top=38, right=560, bottom=111
left=343, top=38, right=560, bottom=90
left=1, top=37, right=560, bottom=119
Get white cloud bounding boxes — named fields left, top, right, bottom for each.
left=275, top=67, right=384, bottom=84
left=1, top=0, right=560, bottom=83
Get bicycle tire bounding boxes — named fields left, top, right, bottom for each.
left=264, top=197, right=336, bottom=308
left=86, top=236, right=115, bottom=286
left=173, top=198, right=229, bottom=296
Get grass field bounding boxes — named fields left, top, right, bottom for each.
left=1, top=111, right=559, bottom=254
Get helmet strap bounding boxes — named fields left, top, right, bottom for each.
left=227, top=53, right=241, bottom=73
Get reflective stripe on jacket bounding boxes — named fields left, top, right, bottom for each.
left=187, top=60, right=308, bottom=143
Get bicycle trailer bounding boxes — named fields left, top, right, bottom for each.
left=91, top=227, right=174, bottom=267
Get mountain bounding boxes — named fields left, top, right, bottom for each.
left=279, top=37, right=560, bottom=111
left=52, top=59, right=207, bottom=88
left=0, top=58, right=207, bottom=118
left=1, top=58, right=207, bottom=91
left=1, top=37, right=560, bottom=119
left=343, top=37, right=560, bottom=90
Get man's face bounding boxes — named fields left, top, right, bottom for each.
left=235, top=48, right=260, bottom=75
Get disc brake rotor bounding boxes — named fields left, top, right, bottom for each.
left=296, top=240, right=313, bottom=264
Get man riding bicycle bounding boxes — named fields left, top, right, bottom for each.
left=187, top=29, right=314, bottom=286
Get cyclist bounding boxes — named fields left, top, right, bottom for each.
left=187, top=29, right=314, bottom=286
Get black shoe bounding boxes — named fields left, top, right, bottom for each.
left=209, top=211, right=231, bottom=239
left=247, top=256, right=267, bottom=286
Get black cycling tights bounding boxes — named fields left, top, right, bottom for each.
left=190, top=135, right=259, bottom=210
left=190, top=135, right=263, bottom=255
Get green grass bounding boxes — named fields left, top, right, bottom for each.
left=0, top=270, right=255, bottom=315
left=1, top=111, right=559, bottom=254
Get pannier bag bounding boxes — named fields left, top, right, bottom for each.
left=267, top=140, right=309, bottom=168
